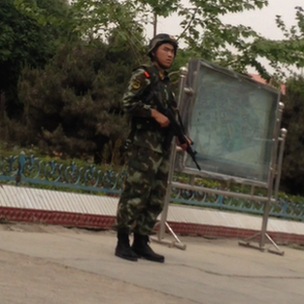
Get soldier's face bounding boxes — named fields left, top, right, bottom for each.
left=154, top=43, right=175, bottom=68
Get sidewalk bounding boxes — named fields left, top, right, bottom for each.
left=1, top=185, right=304, bottom=245
left=0, top=223, right=303, bottom=304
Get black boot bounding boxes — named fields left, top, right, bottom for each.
left=115, top=231, right=138, bottom=262
left=132, top=233, right=165, bottom=263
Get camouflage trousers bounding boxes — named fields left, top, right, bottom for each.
left=115, top=144, right=170, bottom=236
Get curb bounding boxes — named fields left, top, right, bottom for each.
left=1, top=206, right=303, bottom=245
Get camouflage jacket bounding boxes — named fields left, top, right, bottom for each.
left=122, top=64, right=177, bottom=153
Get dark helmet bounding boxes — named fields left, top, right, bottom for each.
left=148, top=33, right=178, bottom=58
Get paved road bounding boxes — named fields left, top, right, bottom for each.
left=0, top=223, right=303, bottom=304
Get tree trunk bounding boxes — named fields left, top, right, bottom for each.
left=153, top=12, right=157, bottom=37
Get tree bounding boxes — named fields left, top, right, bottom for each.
left=280, top=76, right=304, bottom=195
left=0, top=0, right=76, bottom=118
left=249, top=6, right=304, bottom=80
left=70, top=0, right=272, bottom=74
left=15, top=34, right=143, bottom=164
left=133, top=1, right=271, bottom=73
left=71, top=0, right=146, bottom=65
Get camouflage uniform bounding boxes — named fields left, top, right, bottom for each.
left=115, top=64, right=176, bottom=236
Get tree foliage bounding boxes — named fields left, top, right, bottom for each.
left=250, top=6, right=304, bottom=80
left=281, top=76, right=304, bottom=195
left=71, top=0, right=146, bottom=65
left=127, top=0, right=270, bottom=74
left=70, top=0, right=272, bottom=74
left=0, top=0, right=76, bottom=117
left=13, top=34, right=144, bottom=163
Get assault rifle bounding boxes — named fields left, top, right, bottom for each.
left=153, top=91, right=201, bottom=171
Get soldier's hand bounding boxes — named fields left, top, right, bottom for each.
left=151, top=109, right=170, bottom=127
left=176, top=136, right=191, bottom=151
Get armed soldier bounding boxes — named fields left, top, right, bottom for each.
left=114, top=34, right=189, bottom=263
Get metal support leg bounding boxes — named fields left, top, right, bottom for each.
left=151, top=222, right=187, bottom=250
left=151, top=66, right=189, bottom=251
left=238, top=197, right=284, bottom=255
left=238, top=234, right=284, bottom=256
left=274, top=129, right=288, bottom=200
left=151, top=145, right=187, bottom=250
left=238, top=104, right=285, bottom=256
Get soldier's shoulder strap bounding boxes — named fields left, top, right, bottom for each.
left=133, top=64, right=159, bottom=90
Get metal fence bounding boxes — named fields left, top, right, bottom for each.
left=1, top=154, right=303, bottom=221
